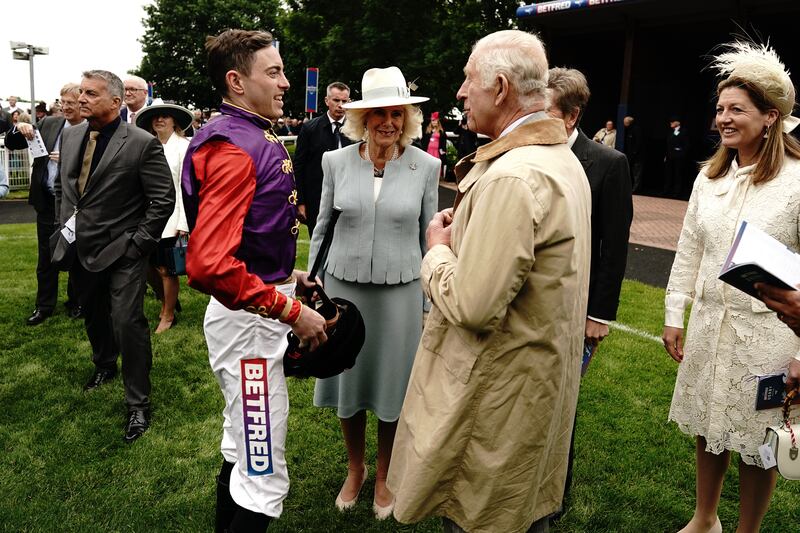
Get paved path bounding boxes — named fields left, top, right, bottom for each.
left=629, top=195, right=687, bottom=252
left=0, top=187, right=687, bottom=288
left=0, top=199, right=34, bottom=224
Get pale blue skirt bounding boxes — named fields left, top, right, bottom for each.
left=313, top=276, right=423, bottom=422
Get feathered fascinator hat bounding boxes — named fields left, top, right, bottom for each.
left=709, top=41, right=799, bottom=133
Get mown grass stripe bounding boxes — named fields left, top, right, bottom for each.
left=610, top=321, right=662, bottom=343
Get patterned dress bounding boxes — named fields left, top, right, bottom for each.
left=665, top=157, right=800, bottom=466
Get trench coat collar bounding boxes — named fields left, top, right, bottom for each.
left=454, top=115, right=568, bottom=195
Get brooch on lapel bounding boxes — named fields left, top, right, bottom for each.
left=409, top=162, right=417, bottom=171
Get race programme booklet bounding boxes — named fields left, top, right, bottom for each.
left=718, top=220, right=800, bottom=299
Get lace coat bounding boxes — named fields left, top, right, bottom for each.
left=665, top=157, right=800, bottom=465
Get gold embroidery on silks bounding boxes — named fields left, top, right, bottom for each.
left=288, top=190, right=298, bottom=205
left=281, top=159, right=293, bottom=174
left=290, top=219, right=300, bottom=236
left=264, top=130, right=279, bottom=143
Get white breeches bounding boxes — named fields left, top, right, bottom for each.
left=204, top=284, right=294, bottom=518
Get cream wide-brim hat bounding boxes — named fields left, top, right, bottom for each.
left=343, top=66, right=429, bottom=109
left=135, top=100, right=195, bottom=132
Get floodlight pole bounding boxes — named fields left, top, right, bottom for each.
left=27, top=45, right=35, bottom=125
left=9, top=41, right=49, bottom=126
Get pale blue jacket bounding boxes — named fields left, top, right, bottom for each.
left=308, top=142, right=440, bottom=284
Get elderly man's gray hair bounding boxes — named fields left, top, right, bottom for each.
left=472, top=30, right=549, bottom=107
left=82, top=70, right=125, bottom=100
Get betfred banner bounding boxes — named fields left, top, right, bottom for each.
left=517, top=0, right=629, bottom=17
left=305, top=68, right=319, bottom=114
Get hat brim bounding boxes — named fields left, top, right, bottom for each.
left=343, top=95, right=429, bottom=109
left=135, top=103, right=194, bottom=132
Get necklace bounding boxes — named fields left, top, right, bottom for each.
left=364, top=140, right=399, bottom=178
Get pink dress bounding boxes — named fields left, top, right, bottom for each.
left=426, top=131, right=440, bottom=158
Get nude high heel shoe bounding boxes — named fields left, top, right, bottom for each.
left=372, top=496, right=395, bottom=520
left=335, top=465, right=368, bottom=511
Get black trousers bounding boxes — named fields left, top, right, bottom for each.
left=35, top=211, right=77, bottom=312
left=72, top=254, right=152, bottom=410
left=663, top=154, right=686, bottom=198
left=306, top=204, right=320, bottom=241
left=629, top=158, right=644, bottom=193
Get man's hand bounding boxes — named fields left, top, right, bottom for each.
left=297, top=204, right=307, bottom=223
left=293, top=269, right=322, bottom=303
left=662, top=326, right=685, bottom=363
left=291, top=305, right=327, bottom=351
left=788, top=358, right=800, bottom=392
left=756, top=282, right=800, bottom=337
left=426, top=208, right=453, bottom=250
left=585, top=318, right=609, bottom=346
left=16, top=122, right=35, bottom=140
left=48, top=151, right=60, bottom=164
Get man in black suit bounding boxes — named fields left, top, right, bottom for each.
left=547, top=67, right=633, bottom=517
left=623, top=115, right=644, bottom=192
left=664, top=117, right=689, bottom=198
left=5, top=83, right=84, bottom=325
left=294, top=81, right=353, bottom=238
left=51, top=70, right=174, bottom=442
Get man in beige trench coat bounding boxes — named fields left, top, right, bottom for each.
left=387, top=30, right=592, bottom=533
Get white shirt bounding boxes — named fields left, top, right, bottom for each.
left=126, top=104, right=146, bottom=124
left=566, top=128, right=579, bottom=148
left=498, top=111, right=549, bottom=138
left=46, top=120, right=84, bottom=192
left=328, top=112, right=344, bottom=148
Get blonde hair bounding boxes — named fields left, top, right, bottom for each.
left=425, top=119, right=443, bottom=134
left=60, top=83, right=80, bottom=98
left=341, top=104, right=423, bottom=147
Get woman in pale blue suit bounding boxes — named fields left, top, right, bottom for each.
left=308, top=66, right=439, bottom=520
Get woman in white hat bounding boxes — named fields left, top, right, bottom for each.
left=136, top=101, right=193, bottom=333
left=662, top=41, right=800, bottom=533
left=307, top=66, right=440, bottom=520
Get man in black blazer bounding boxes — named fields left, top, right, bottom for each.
left=664, top=117, right=689, bottom=198
left=294, top=81, right=353, bottom=238
left=547, top=67, right=633, bottom=517
left=51, top=70, right=174, bottom=442
left=623, top=115, right=644, bottom=192
left=5, top=83, right=84, bottom=325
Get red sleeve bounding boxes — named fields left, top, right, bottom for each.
left=186, top=141, right=301, bottom=324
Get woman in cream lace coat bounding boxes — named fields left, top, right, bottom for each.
left=662, top=42, right=800, bottom=533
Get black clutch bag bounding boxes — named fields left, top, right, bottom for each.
left=283, top=207, right=365, bottom=379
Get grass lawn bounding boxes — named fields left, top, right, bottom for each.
left=0, top=221, right=796, bottom=532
